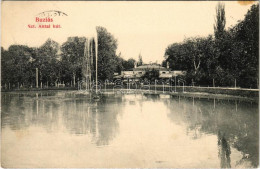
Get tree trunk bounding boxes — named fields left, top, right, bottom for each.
left=73, top=73, right=76, bottom=87
left=194, top=60, right=201, bottom=74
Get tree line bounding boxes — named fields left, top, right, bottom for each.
left=163, top=3, right=259, bottom=88
left=1, top=26, right=138, bottom=89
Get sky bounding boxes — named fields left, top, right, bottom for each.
left=1, top=1, right=257, bottom=63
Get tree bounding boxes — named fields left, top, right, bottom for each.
left=114, top=52, right=124, bottom=74
left=1, top=45, right=36, bottom=88
left=1, top=26, right=128, bottom=88
left=142, top=69, right=159, bottom=81
left=122, top=58, right=136, bottom=70
left=35, top=39, right=60, bottom=86
left=214, top=2, right=226, bottom=40
left=165, top=36, right=215, bottom=85
left=230, top=4, right=259, bottom=88
left=1, top=47, right=10, bottom=86
left=60, top=37, right=86, bottom=86
left=163, top=3, right=259, bottom=88
left=96, top=26, right=118, bottom=81
left=137, top=53, right=143, bottom=66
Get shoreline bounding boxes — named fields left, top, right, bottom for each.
left=1, top=87, right=258, bottom=102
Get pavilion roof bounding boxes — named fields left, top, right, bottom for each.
left=134, top=64, right=169, bottom=71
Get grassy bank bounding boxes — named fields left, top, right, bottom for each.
left=1, top=87, right=77, bottom=92
left=1, top=85, right=259, bottom=99
left=168, top=86, right=259, bottom=98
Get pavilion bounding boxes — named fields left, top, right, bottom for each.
left=114, top=63, right=186, bottom=81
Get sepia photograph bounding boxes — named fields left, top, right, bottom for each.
left=1, top=1, right=259, bottom=168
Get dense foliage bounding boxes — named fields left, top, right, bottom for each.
left=1, top=27, right=136, bottom=88
left=164, top=3, right=259, bottom=88
left=142, top=69, right=159, bottom=81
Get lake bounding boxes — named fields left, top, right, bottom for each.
left=1, top=91, right=259, bottom=168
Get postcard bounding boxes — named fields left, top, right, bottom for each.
left=1, top=1, right=259, bottom=168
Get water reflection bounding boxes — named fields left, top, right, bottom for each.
left=218, top=131, right=231, bottom=168
left=1, top=92, right=122, bottom=146
left=1, top=92, right=258, bottom=168
left=165, top=96, right=258, bottom=168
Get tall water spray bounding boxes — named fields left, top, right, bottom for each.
left=83, top=30, right=98, bottom=94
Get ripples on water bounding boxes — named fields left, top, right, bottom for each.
left=1, top=91, right=259, bottom=168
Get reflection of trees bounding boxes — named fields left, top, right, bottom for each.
left=32, top=94, right=60, bottom=132
left=218, top=131, right=231, bottom=168
left=165, top=96, right=259, bottom=167
left=2, top=92, right=122, bottom=146
left=2, top=93, right=28, bottom=130
left=95, top=97, right=122, bottom=145
left=62, top=95, right=122, bottom=146
left=2, top=92, right=60, bottom=132
left=143, top=94, right=160, bottom=101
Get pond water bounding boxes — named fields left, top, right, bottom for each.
left=1, top=91, right=259, bottom=168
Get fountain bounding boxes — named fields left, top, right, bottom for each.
left=83, top=29, right=100, bottom=100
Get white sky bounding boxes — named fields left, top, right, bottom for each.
left=1, top=1, right=256, bottom=63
